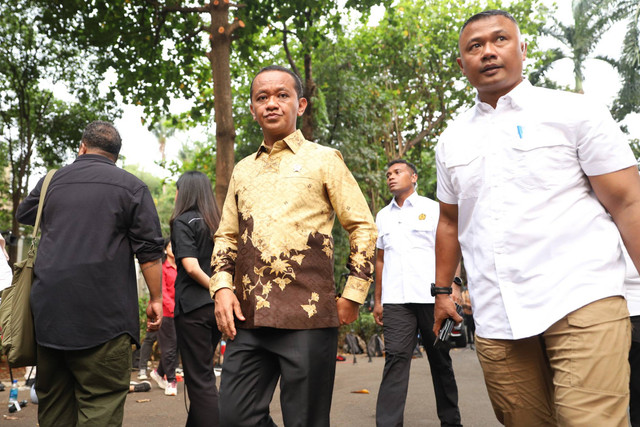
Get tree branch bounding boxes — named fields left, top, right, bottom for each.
left=282, top=22, right=301, bottom=78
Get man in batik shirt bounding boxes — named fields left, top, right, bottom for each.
left=210, top=65, right=377, bottom=427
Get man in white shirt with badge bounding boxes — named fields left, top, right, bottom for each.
left=374, top=159, right=462, bottom=427
left=433, top=9, right=640, bottom=427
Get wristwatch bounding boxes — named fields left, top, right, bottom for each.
left=453, top=276, right=463, bottom=286
left=431, top=283, right=452, bottom=296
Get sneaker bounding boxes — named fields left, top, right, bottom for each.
left=164, top=380, right=177, bottom=396
left=137, top=369, right=148, bottom=380
left=150, top=369, right=167, bottom=389
left=130, top=381, right=151, bottom=392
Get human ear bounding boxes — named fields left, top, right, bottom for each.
left=297, top=97, right=308, bottom=116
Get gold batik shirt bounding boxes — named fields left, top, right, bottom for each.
left=210, top=130, right=377, bottom=329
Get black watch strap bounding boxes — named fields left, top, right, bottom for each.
left=431, top=283, right=453, bottom=296
left=453, top=276, right=463, bottom=286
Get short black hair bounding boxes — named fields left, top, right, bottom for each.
left=386, top=159, right=417, bottom=175
left=250, top=65, right=304, bottom=100
left=81, top=121, right=122, bottom=158
left=460, top=9, right=519, bottom=35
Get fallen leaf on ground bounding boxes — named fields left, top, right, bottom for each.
left=3, top=415, right=19, bottom=420
left=350, top=389, right=370, bottom=394
left=136, top=399, right=151, bottom=403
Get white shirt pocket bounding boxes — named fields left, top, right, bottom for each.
left=509, top=127, right=574, bottom=191
left=446, top=148, right=484, bottom=200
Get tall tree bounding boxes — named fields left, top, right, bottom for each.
left=35, top=0, right=249, bottom=207
left=544, top=0, right=636, bottom=93
left=0, top=1, right=115, bottom=263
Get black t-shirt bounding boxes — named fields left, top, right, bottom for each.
left=16, top=154, right=163, bottom=350
left=171, top=210, right=215, bottom=316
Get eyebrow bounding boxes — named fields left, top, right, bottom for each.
left=465, top=29, right=509, bottom=45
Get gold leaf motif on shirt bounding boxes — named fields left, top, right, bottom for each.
left=242, top=274, right=251, bottom=285
left=290, top=254, right=305, bottom=265
left=351, top=252, right=366, bottom=271
left=262, top=281, right=272, bottom=296
left=301, top=304, right=317, bottom=318
left=254, top=265, right=268, bottom=277
left=241, top=228, right=248, bottom=244
left=311, top=292, right=319, bottom=302
left=269, top=258, right=291, bottom=275
left=262, top=157, right=281, bottom=173
left=256, top=295, right=271, bottom=310
left=273, top=277, right=291, bottom=291
left=322, top=245, right=333, bottom=258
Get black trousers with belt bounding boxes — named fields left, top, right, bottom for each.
left=219, top=327, right=338, bottom=427
left=376, top=303, right=462, bottom=427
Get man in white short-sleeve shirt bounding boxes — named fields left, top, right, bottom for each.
left=373, top=159, right=462, bottom=427
left=433, top=9, right=640, bottom=427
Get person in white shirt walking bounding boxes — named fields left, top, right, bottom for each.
left=433, top=9, right=640, bottom=427
left=374, top=159, right=462, bottom=427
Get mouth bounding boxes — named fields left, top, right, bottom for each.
left=264, top=113, right=280, bottom=120
left=481, top=64, right=502, bottom=74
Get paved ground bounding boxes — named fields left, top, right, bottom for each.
left=2, top=346, right=501, bottom=426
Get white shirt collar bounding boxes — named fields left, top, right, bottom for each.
left=391, top=190, right=418, bottom=210
left=474, top=78, right=532, bottom=115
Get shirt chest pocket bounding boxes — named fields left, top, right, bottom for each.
left=509, top=128, right=574, bottom=191
left=409, top=219, right=435, bottom=248
left=446, top=148, right=484, bottom=200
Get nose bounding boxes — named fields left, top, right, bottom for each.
left=266, top=95, right=278, bottom=108
left=481, top=42, right=497, bottom=59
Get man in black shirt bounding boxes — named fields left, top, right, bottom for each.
left=17, top=121, right=164, bottom=427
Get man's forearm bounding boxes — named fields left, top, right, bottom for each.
left=374, top=249, right=384, bottom=304
left=435, top=202, right=462, bottom=287
left=141, top=259, right=162, bottom=301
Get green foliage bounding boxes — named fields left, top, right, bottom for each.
left=611, top=2, right=640, bottom=121
left=0, top=0, right=119, bottom=259
left=34, top=0, right=215, bottom=123
left=338, top=310, right=382, bottom=351
left=138, top=295, right=149, bottom=341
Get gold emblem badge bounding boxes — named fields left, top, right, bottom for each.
left=418, top=213, right=426, bottom=220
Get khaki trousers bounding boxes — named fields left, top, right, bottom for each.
left=476, top=296, right=630, bottom=427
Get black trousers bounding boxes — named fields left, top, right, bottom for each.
left=376, top=304, right=462, bottom=427
left=138, top=329, right=158, bottom=370
left=219, top=327, right=338, bottom=427
left=630, top=315, right=640, bottom=427
left=157, top=316, right=178, bottom=383
left=463, top=313, right=475, bottom=345
left=175, top=304, right=221, bottom=427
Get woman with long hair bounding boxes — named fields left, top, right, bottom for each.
left=170, top=171, right=221, bottom=426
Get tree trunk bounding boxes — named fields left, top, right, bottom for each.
left=301, top=53, right=316, bottom=141
left=208, top=3, right=237, bottom=210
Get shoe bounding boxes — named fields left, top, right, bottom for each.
left=130, top=381, right=151, bottom=392
left=150, top=369, right=167, bottom=389
left=137, top=369, right=148, bottom=380
left=165, top=380, right=177, bottom=396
